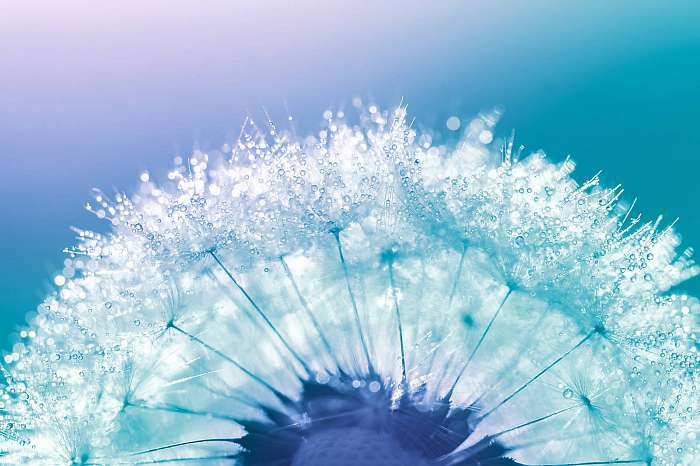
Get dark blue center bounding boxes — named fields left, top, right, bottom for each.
left=235, top=374, right=522, bottom=466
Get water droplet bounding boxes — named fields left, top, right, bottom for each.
left=446, top=116, right=461, bottom=131
left=562, top=388, right=574, bottom=399
left=478, top=130, right=493, bottom=144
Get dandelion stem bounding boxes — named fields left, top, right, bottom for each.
left=169, top=323, right=292, bottom=405
left=332, top=229, right=373, bottom=373
left=130, top=438, right=238, bottom=457
left=209, top=250, right=312, bottom=377
left=448, top=241, right=468, bottom=308
left=479, top=329, right=597, bottom=421
left=505, top=428, right=611, bottom=453
left=424, top=243, right=468, bottom=378
left=125, top=399, right=239, bottom=422
left=388, top=258, right=407, bottom=381
left=492, top=404, right=579, bottom=438
left=201, top=384, right=261, bottom=410
left=443, top=405, right=580, bottom=464
left=448, top=287, right=513, bottom=395
left=279, top=255, right=339, bottom=368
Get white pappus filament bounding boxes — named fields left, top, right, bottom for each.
left=0, top=104, right=698, bottom=466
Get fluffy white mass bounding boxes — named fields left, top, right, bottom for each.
left=1, top=105, right=698, bottom=465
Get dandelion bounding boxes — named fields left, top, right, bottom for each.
left=1, top=105, right=698, bottom=465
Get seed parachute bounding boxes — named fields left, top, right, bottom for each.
left=1, top=104, right=698, bottom=465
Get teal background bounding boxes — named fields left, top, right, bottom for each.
left=1, top=1, right=699, bottom=345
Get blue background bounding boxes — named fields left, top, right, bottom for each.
left=1, top=1, right=699, bottom=345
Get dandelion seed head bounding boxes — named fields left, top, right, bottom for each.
left=2, top=103, right=698, bottom=465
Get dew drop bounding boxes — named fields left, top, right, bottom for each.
left=446, top=116, right=461, bottom=131
left=478, top=130, right=493, bottom=144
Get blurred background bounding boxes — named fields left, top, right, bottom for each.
left=1, top=0, right=699, bottom=344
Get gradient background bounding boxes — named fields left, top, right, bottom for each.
left=1, top=1, right=699, bottom=345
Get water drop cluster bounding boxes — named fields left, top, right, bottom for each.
left=1, top=104, right=698, bottom=465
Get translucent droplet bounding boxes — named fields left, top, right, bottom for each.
left=478, top=130, right=493, bottom=144
left=446, top=116, right=461, bottom=131
left=562, top=388, right=574, bottom=399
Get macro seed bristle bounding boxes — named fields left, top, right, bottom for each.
left=1, top=104, right=697, bottom=466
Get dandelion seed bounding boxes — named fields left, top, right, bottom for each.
left=1, top=104, right=698, bottom=466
